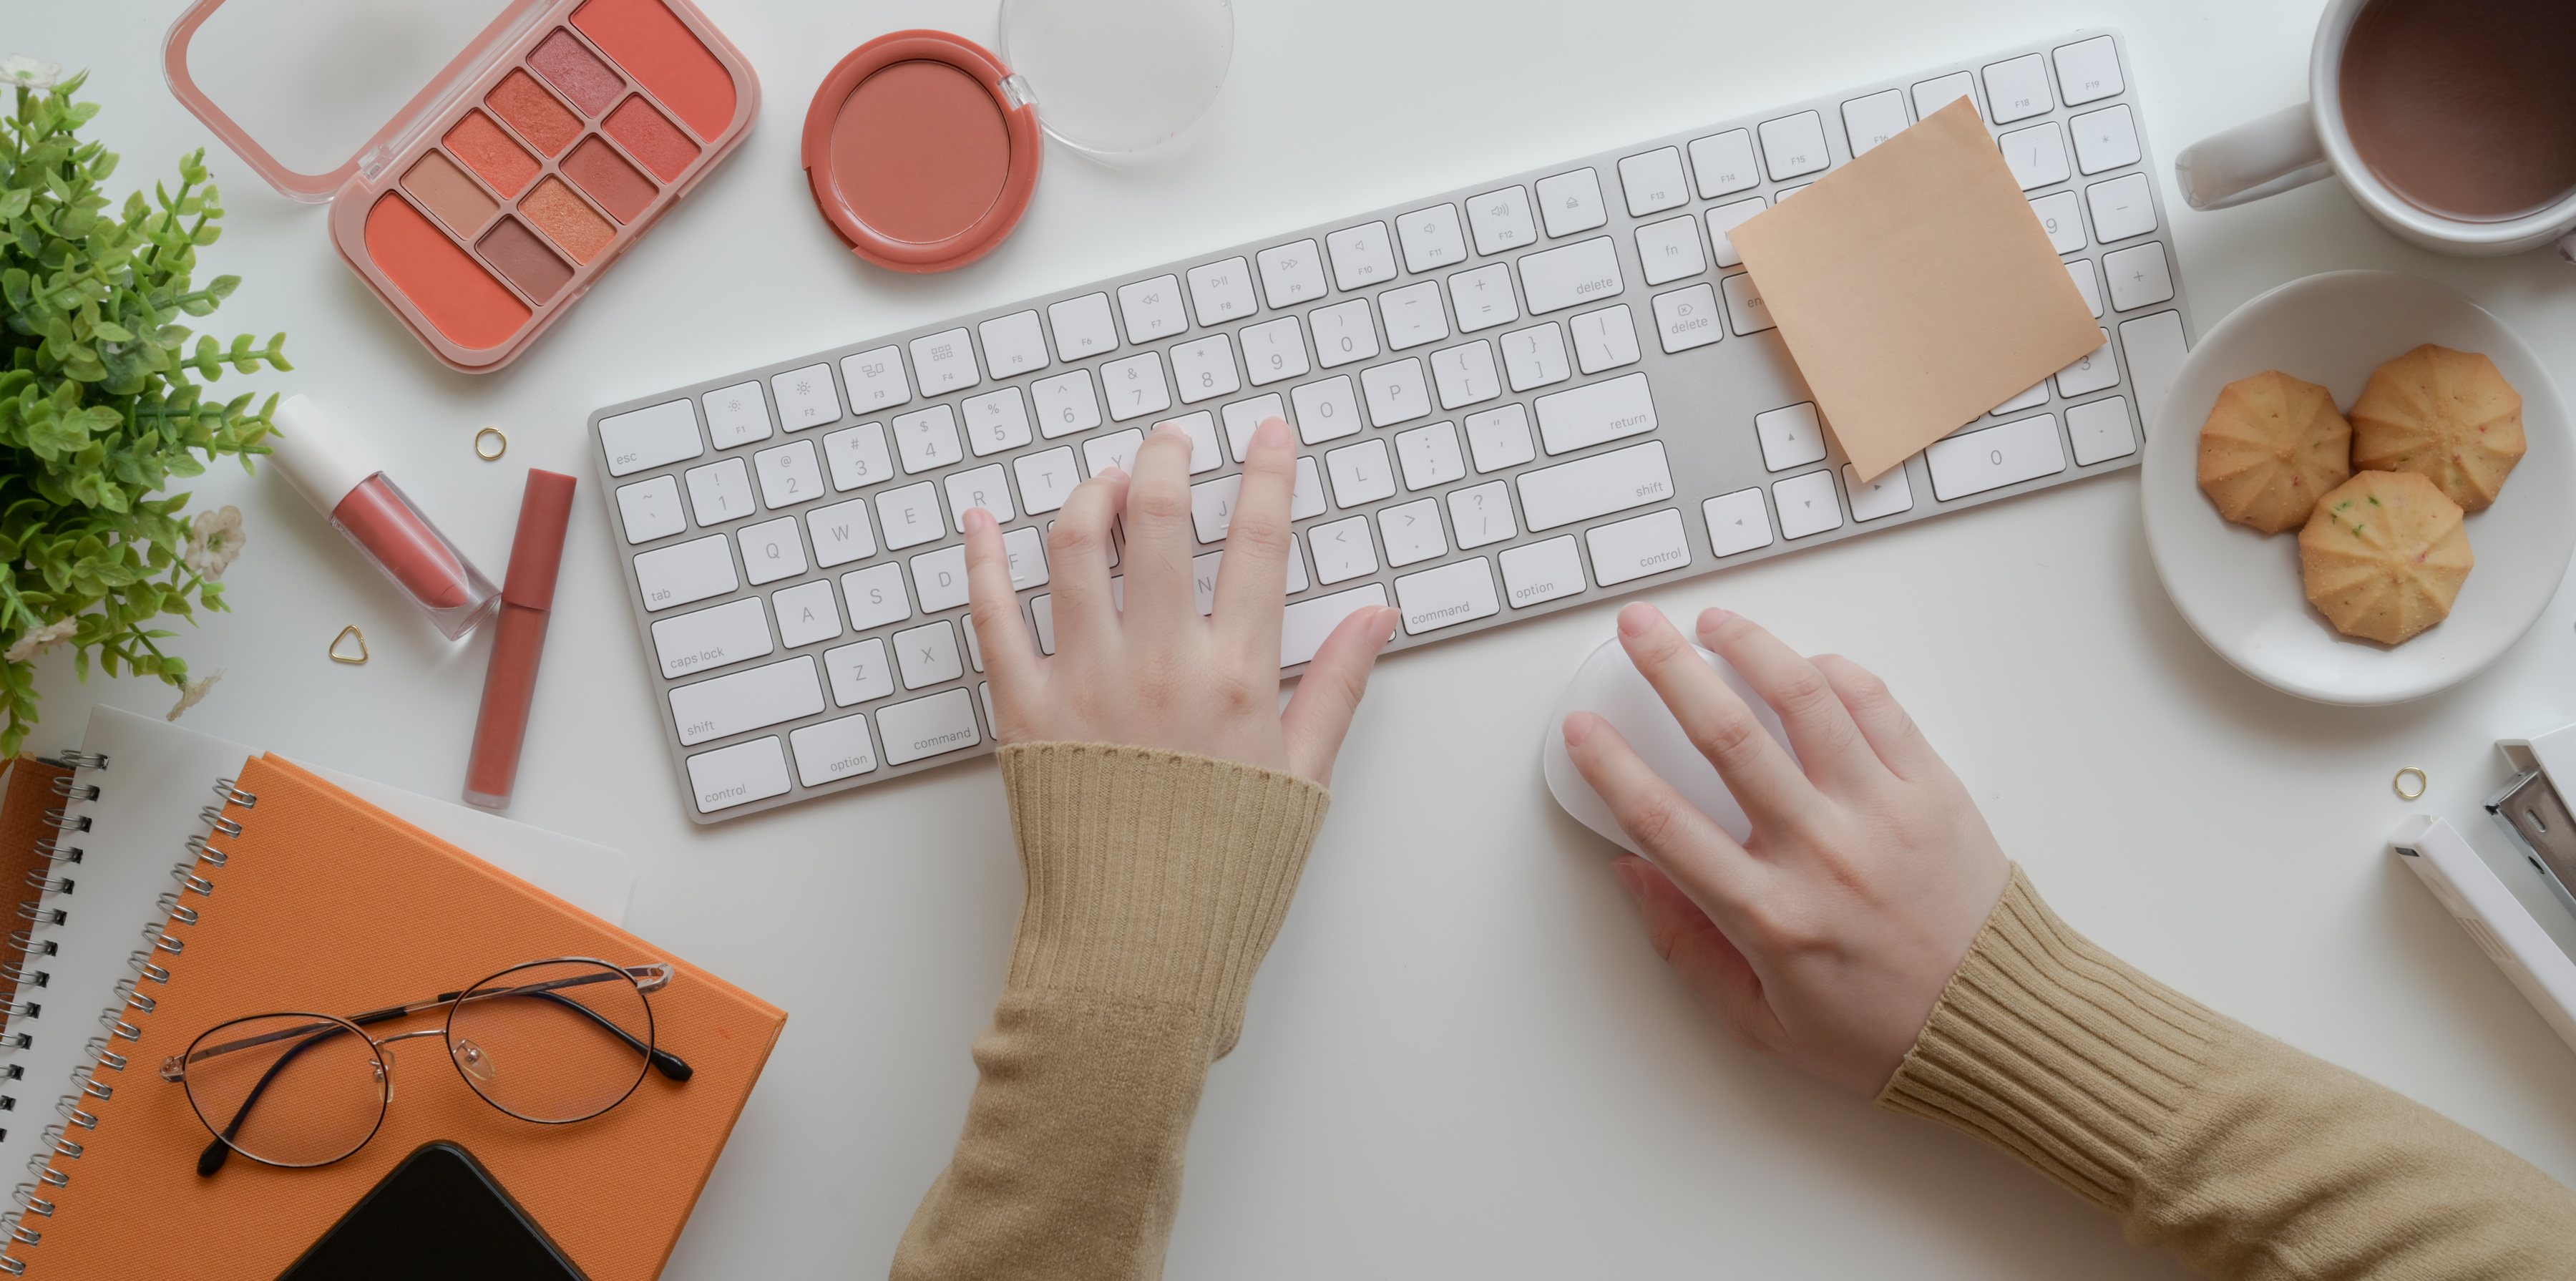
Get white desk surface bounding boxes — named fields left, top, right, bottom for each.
left=19, top=1, right=2576, bottom=1275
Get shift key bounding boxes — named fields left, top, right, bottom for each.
left=670, top=656, right=824, bottom=745
left=1516, top=441, right=1673, bottom=531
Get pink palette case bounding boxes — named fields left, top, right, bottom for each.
left=165, top=0, right=759, bottom=374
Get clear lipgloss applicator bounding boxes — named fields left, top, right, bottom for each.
left=268, top=394, right=500, bottom=639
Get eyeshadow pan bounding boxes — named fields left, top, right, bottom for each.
left=444, top=111, right=539, bottom=198
left=399, top=150, right=497, bottom=235
left=604, top=94, right=699, bottom=181
left=530, top=28, right=625, bottom=116
left=572, top=0, right=736, bottom=141
left=487, top=69, right=583, bottom=157
left=521, top=177, right=615, bottom=263
left=477, top=218, right=576, bottom=303
left=364, top=195, right=530, bottom=349
left=562, top=136, right=658, bottom=223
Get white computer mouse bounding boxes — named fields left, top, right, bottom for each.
left=1541, top=635, right=1795, bottom=854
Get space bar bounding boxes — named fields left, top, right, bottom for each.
left=1281, top=585, right=1389, bottom=669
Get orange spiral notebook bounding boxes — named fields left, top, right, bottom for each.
left=2, top=750, right=785, bottom=1280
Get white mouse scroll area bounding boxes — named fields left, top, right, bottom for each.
left=1541, top=637, right=1797, bottom=855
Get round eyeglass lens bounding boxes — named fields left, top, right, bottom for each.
left=180, top=1013, right=386, bottom=1168
left=447, top=959, right=652, bottom=1123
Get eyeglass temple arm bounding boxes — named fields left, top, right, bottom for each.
left=197, top=1021, right=361, bottom=1177
left=512, top=987, right=693, bottom=1081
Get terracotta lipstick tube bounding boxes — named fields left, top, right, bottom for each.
left=464, top=469, right=578, bottom=809
left=270, top=395, right=499, bottom=639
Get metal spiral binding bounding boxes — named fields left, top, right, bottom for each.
left=167, top=864, right=213, bottom=898
left=24, top=842, right=72, bottom=867
left=39, top=781, right=91, bottom=804
left=194, top=807, right=242, bottom=840
left=180, top=834, right=225, bottom=870
left=210, top=779, right=255, bottom=808
left=39, top=753, right=102, bottom=771
left=0, top=967, right=40, bottom=991
left=122, top=952, right=166, bottom=986
left=31, top=814, right=80, bottom=837
left=13, top=876, right=64, bottom=898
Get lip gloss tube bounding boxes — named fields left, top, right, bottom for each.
left=270, top=395, right=500, bottom=639
left=464, top=469, right=577, bottom=810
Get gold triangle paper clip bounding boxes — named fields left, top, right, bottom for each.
left=329, top=625, right=369, bottom=665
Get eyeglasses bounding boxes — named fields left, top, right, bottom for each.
left=158, top=958, right=692, bottom=1174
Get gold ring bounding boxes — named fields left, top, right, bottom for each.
left=474, top=427, right=507, bottom=460
left=2393, top=766, right=2427, bottom=802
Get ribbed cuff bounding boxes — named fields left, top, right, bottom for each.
left=1878, top=864, right=2221, bottom=1212
left=999, top=742, right=1330, bottom=1055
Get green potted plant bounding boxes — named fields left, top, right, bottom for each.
left=1, top=58, right=288, bottom=753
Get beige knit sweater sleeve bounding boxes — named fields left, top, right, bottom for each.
left=892, top=743, right=1330, bottom=1281
left=1884, top=864, right=2576, bottom=1277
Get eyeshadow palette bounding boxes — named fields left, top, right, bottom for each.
left=165, top=0, right=758, bottom=373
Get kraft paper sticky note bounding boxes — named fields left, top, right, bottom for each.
left=1730, top=97, right=2101, bottom=482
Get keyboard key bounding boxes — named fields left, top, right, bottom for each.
left=1842, top=89, right=1910, bottom=157
left=600, top=399, right=702, bottom=476
left=1447, top=263, right=1519, bottom=332
left=1171, top=334, right=1241, bottom=404
left=1501, top=536, right=1584, bottom=608
left=1994, top=381, right=2049, bottom=416
left=1164, top=410, right=1224, bottom=474
left=1500, top=322, right=1571, bottom=391
left=2051, top=257, right=2097, bottom=320
left=2029, top=190, right=2085, bottom=253
left=1518, top=439, right=1672, bottom=530
left=1455, top=407, right=1529, bottom=474
left=2102, top=243, right=2174, bottom=311
left=2056, top=327, right=2118, bottom=397
left=1240, top=316, right=1310, bottom=386
left=1221, top=395, right=1287, bottom=459
left=1652, top=283, right=1724, bottom=353
left=1118, top=274, right=1189, bottom=343
left=842, top=561, right=912, bottom=630
left=877, top=482, right=944, bottom=551
left=978, top=310, right=1050, bottom=377
left=824, top=638, right=893, bottom=706
left=1190, top=474, right=1240, bottom=543
left=1103, top=352, right=1173, bottom=421
left=1031, top=369, right=1103, bottom=439
left=1617, top=147, right=1689, bottom=217
left=1927, top=414, right=2066, bottom=500
left=1912, top=71, right=1976, bottom=120
left=1326, top=221, right=1398, bottom=290
left=1843, top=464, right=1914, bottom=521
left=1534, top=167, right=1608, bottom=237
left=1999, top=122, right=2069, bottom=190
left=741, top=515, right=808, bottom=585
left=1003, top=525, right=1050, bottom=589
left=2066, top=395, right=2136, bottom=466
left=1281, top=585, right=1389, bottom=667
left=1587, top=507, right=1689, bottom=586
left=686, top=737, right=790, bottom=814
left=841, top=346, right=911, bottom=414
left=2117, top=311, right=2189, bottom=429
left=1722, top=273, right=1775, bottom=335
left=1634, top=216, right=1707, bottom=286
left=1535, top=371, right=1656, bottom=454
left=1186, top=257, right=1258, bottom=326
left=1325, top=438, right=1397, bottom=507
left=2052, top=35, right=2124, bottom=105
left=1395, top=420, right=1466, bottom=489
left=1703, top=487, right=1775, bottom=556
left=808, top=498, right=876, bottom=567
left=893, top=620, right=962, bottom=688
left=1688, top=129, right=1759, bottom=199
left=1308, top=515, right=1378, bottom=583
left=703, top=381, right=772, bottom=448
left=774, top=578, right=841, bottom=648
left=791, top=715, right=878, bottom=786
left=771, top=363, right=841, bottom=431
left=2070, top=104, right=2140, bottom=175
left=617, top=475, right=685, bottom=544
left=1257, top=239, right=1327, bottom=307
left=1430, top=341, right=1501, bottom=409
left=962, top=387, right=1034, bottom=456
left=1397, top=203, right=1468, bottom=273
left=1465, top=185, right=1538, bottom=255
left=1449, top=480, right=1518, bottom=548
left=1705, top=196, right=1765, bottom=268
left=1310, top=298, right=1380, bottom=368
left=823, top=422, right=894, bottom=490
left=1292, top=376, right=1364, bottom=444
left=685, top=457, right=755, bottom=525
left=1772, top=469, right=1844, bottom=538
left=1570, top=305, right=1641, bottom=374
left=1083, top=427, right=1147, bottom=477
left=1380, top=281, right=1450, bottom=350
left=1395, top=556, right=1498, bottom=633
left=2087, top=172, right=2157, bottom=243
left=1984, top=54, right=2053, bottom=123
left=671, top=656, right=824, bottom=745
left=894, top=404, right=963, bottom=474
left=878, top=688, right=982, bottom=765
left=1758, top=111, right=1831, bottom=180
left=1378, top=497, right=1447, bottom=568
left=1048, top=293, right=1119, bottom=360
left=1755, top=401, right=1828, bottom=472
left=944, top=464, right=1015, bottom=530
left=651, top=596, right=771, bottom=678
left=1518, top=237, right=1623, bottom=314
left=754, top=439, right=824, bottom=509
left=1361, top=359, right=1431, bottom=427
left=908, top=330, right=978, bottom=396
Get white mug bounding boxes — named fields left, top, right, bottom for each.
left=2175, top=0, right=2576, bottom=262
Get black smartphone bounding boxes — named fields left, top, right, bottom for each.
left=275, top=1141, right=587, bottom=1281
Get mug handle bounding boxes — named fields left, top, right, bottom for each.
left=2175, top=103, right=2333, bottom=211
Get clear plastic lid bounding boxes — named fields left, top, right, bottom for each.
left=163, top=0, right=548, bottom=202
left=998, top=0, right=1232, bottom=157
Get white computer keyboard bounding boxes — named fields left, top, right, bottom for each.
left=590, top=29, right=2195, bottom=822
